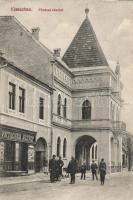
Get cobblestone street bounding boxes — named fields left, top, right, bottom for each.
left=0, top=171, right=133, bottom=200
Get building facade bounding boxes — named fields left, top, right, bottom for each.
left=0, top=56, right=52, bottom=175
left=0, top=9, right=127, bottom=175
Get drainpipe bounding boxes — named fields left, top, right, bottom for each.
left=50, top=58, right=55, bottom=159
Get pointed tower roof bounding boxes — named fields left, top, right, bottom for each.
left=63, top=9, right=108, bottom=68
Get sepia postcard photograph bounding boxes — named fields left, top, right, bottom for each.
left=0, top=0, right=133, bottom=199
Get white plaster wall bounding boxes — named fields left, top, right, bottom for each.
left=0, top=68, right=51, bottom=128
left=52, top=126, right=71, bottom=167
left=53, top=82, right=72, bottom=120
left=72, top=92, right=110, bottom=120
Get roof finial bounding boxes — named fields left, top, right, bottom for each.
left=115, top=59, right=120, bottom=75
left=85, top=8, right=89, bottom=18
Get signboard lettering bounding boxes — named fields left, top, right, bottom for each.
left=0, top=129, right=35, bottom=144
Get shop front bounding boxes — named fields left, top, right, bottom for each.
left=0, top=125, right=36, bottom=176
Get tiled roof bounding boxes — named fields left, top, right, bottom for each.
left=63, top=15, right=108, bottom=68
left=0, top=16, right=53, bottom=88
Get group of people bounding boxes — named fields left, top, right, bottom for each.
left=90, top=158, right=106, bottom=185
left=67, top=157, right=106, bottom=185
left=49, top=155, right=64, bottom=183
left=49, top=155, right=107, bottom=185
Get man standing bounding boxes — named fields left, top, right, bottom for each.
left=91, top=160, right=98, bottom=180
left=67, top=157, right=77, bottom=184
left=49, top=155, right=57, bottom=183
left=57, top=156, right=64, bottom=181
left=99, top=158, right=106, bottom=185
left=80, top=162, right=87, bottom=180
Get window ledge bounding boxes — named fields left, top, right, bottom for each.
left=18, top=112, right=25, bottom=117
left=39, top=119, right=45, bottom=124
left=8, top=109, right=16, bottom=114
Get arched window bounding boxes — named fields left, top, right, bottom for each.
left=116, top=108, right=120, bottom=121
left=57, top=137, right=61, bottom=157
left=63, top=98, right=67, bottom=118
left=95, top=145, right=97, bottom=159
left=82, top=100, right=91, bottom=120
left=63, top=138, right=67, bottom=158
left=92, top=145, right=94, bottom=159
left=57, top=94, right=61, bottom=116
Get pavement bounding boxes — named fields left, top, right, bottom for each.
left=0, top=170, right=125, bottom=186
left=0, top=172, right=49, bottom=186
left=0, top=171, right=133, bottom=200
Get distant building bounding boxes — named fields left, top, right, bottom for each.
left=0, top=9, right=128, bottom=175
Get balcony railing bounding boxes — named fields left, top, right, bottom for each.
left=111, top=121, right=126, bottom=131
left=52, top=114, right=71, bottom=128
left=52, top=116, right=126, bottom=132
left=72, top=119, right=111, bottom=130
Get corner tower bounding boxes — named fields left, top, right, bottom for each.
left=62, top=9, right=125, bottom=173
left=63, top=8, right=108, bottom=68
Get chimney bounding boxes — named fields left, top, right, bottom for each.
left=31, top=27, right=40, bottom=40
left=53, top=48, right=61, bottom=57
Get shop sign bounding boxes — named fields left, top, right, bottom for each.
left=0, top=142, right=4, bottom=161
left=22, top=134, right=35, bottom=144
left=0, top=130, right=35, bottom=144
left=28, top=146, right=34, bottom=162
left=0, top=131, right=21, bottom=141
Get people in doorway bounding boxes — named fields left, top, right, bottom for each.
left=67, top=157, right=77, bottom=184
left=49, top=155, right=57, bottom=183
left=80, top=162, right=87, bottom=180
left=57, top=156, right=64, bottom=181
left=99, top=158, right=106, bottom=185
left=91, top=160, right=98, bottom=180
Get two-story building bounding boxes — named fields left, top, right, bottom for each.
left=0, top=16, right=53, bottom=175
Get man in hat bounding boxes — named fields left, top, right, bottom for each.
left=57, top=156, right=64, bottom=181
left=49, top=155, right=57, bottom=183
left=99, top=158, right=106, bottom=185
left=67, top=157, right=77, bottom=184
left=91, top=160, right=98, bottom=180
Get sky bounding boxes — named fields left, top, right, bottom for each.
left=0, top=0, right=133, bottom=133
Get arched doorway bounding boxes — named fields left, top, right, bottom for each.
left=90, top=142, right=98, bottom=164
left=75, top=135, right=96, bottom=169
left=35, top=138, right=47, bottom=172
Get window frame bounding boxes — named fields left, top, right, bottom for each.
left=63, top=98, right=67, bottom=118
left=9, top=82, right=16, bottom=110
left=39, top=97, right=44, bottom=120
left=57, top=94, right=61, bottom=116
left=82, top=100, right=91, bottom=120
left=19, top=87, right=25, bottom=113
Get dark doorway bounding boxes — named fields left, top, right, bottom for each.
left=35, top=138, right=47, bottom=172
left=75, top=135, right=96, bottom=170
left=35, top=151, right=45, bottom=172
left=21, top=143, right=28, bottom=172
